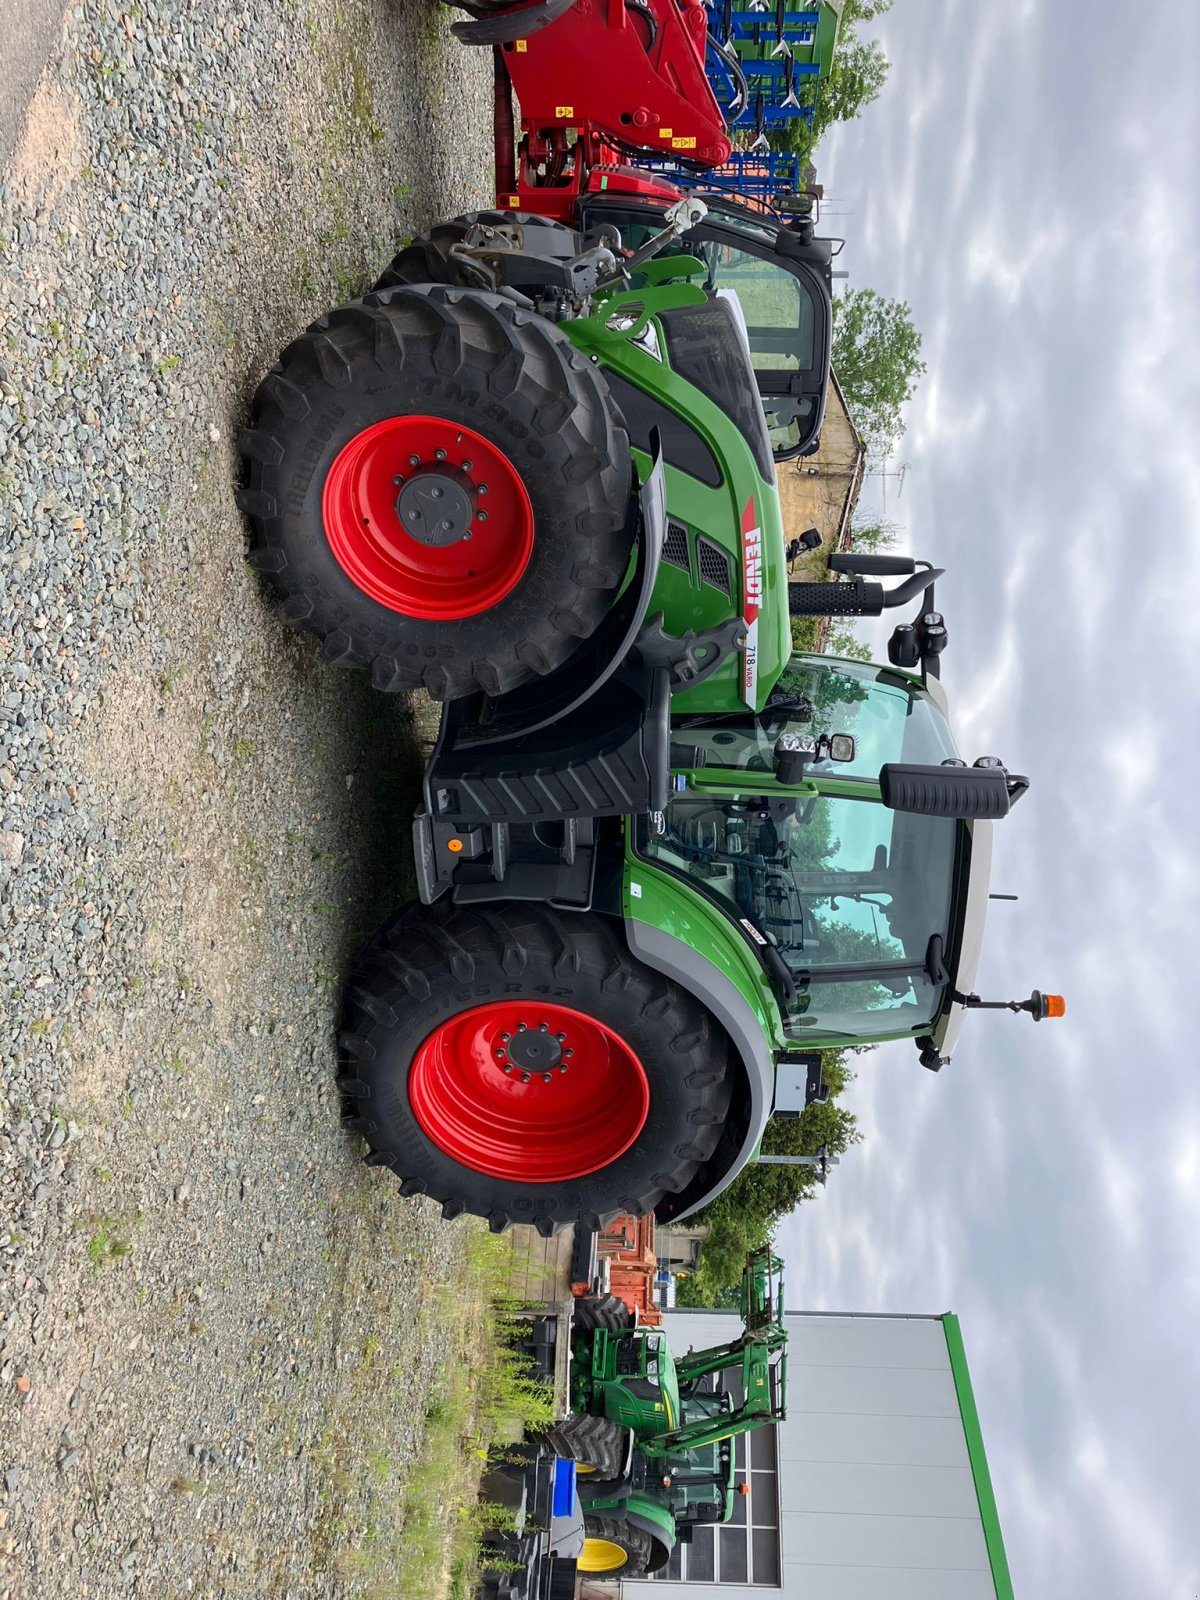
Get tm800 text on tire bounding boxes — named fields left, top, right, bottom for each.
left=337, top=902, right=732, bottom=1235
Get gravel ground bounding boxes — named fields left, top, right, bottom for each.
left=0, top=0, right=495, bottom=1593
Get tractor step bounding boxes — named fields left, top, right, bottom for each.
left=414, top=814, right=600, bottom=908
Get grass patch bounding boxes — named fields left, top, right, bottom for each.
left=341, top=1228, right=555, bottom=1600
left=84, top=1214, right=133, bottom=1270
left=395, top=1231, right=556, bottom=1598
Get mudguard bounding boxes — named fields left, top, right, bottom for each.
left=624, top=918, right=774, bottom=1222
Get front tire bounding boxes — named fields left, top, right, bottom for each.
left=544, top=1413, right=632, bottom=1479
left=237, top=285, right=632, bottom=700
left=338, top=902, right=732, bottom=1234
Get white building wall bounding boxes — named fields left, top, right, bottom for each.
left=624, top=1311, right=995, bottom=1600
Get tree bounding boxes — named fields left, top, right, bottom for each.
left=810, top=38, right=890, bottom=141
left=831, top=288, right=926, bottom=460
left=848, top=517, right=900, bottom=553
left=675, top=1051, right=863, bottom=1307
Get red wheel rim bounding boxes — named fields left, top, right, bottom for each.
left=321, top=415, right=534, bottom=620
left=409, top=1002, right=650, bottom=1182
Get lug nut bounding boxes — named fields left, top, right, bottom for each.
left=542, top=1072, right=553, bottom=1084
left=556, top=1033, right=567, bottom=1042
left=393, top=474, right=403, bottom=485
left=559, top=1064, right=569, bottom=1074
left=500, top=1032, right=511, bottom=1043
left=478, top=483, right=488, bottom=495
left=539, top=1022, right=549, bottom=1032
left=462, top=459, right=473, bottom=471
left=517, top=1022, right=528, bottom=1032
left=565, top=1049, right=574, bottom=1058
left=521, top=1072, right=531, bottom=1083
left=435, top=448, right=447, bottom=461
left=408, top=454, right=420, bottom=466
left=477, top=510, right=488, bottom=522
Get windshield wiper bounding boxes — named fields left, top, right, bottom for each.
left=788, top=955, right=940, bottom=987
left=925, top=934, right=949, bottom=986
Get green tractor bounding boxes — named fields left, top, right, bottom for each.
left=549, top=1247, right=787, bottom=1577
left=238, top=199, right=1061, bottom=1234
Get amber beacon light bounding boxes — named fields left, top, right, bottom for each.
left=954, top=988, right=1066, bottom=1020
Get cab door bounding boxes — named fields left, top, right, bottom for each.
left=577, top=196, right=832, bottom=459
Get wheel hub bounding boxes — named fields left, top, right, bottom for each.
left=501, top=1021, right=566, bottom=1075
left=395, top=469, right=475, bottom=548
left=321, top=415, right=534, bottom=620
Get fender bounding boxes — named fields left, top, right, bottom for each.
left=580, top=1494, right=674, bottom=1573
left=624, top=919, right=774, bottom=1221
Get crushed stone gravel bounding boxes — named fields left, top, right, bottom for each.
left=0, top=0, right=495, bottom=1593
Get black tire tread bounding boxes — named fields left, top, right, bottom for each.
left=338, top=901, right=733, bottom=1233
left=238, top=284, right=631, bottom=701
left=544, top=1412, right=631, bottom=1479
left=573, top=1293, right=632, bottom=1333
left=582, top=1514, right=653, bottom=1577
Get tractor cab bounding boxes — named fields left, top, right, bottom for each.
left=578, top=192, right=833, bottom=459
left=646, top=655, right=1005, bottom=1062
left=662, top=1392, right=737, bottom=1531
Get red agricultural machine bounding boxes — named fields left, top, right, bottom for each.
left=448, top=0, right=740, bottom=220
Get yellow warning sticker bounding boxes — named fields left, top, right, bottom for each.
left=660, top=128, right=673, bottom=138
left=672, top=137, right=697, bottom=150
left=556, top=105, right=574, bottom=119
left=515, top=38, right=527, bottom=51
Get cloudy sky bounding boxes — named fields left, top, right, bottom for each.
left=778, top=3, right=1200, bottom=1596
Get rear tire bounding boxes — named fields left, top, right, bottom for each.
left=237, top=285, right=632, bottom=701
left=338, top=901, right=732, bottom=1234
left=579, top=1516, right=653, bottom=1577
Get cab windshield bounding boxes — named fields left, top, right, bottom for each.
left=585, top=204, right=824, bottom=453
left=677, top=657, right=960, bottom=779
left=644, top=794, right=957, bottom=1040
left=643, top=660, right=962, bottom=1041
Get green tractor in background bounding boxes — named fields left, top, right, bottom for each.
left=237, top=199, right=1062, bottom=1236
left=547, top=1247, right=787, bottom=1577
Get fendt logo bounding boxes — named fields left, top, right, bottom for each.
left=741, top=497, right=761, bottom=705
left=741, top=499, right=762, bottom=622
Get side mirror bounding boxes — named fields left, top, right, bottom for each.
left=773, top=732, right=856, bottom=785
